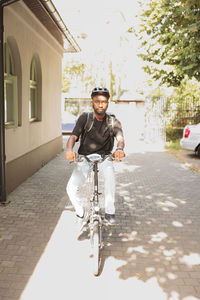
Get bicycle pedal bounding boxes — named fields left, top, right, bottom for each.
left=80, top=222, right=88, bottom=232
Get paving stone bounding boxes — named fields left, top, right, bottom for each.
left=0, top=141, right=200, bottom=299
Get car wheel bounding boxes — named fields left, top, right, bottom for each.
left=196, top=145, right=200, bottom=157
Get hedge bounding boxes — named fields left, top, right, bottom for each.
left=166, top=127, right=183, bottom=142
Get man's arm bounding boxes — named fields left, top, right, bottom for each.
left=65, top=113, right=87, bottom=162
left=65, top=135, right=78, bottom=162
left=113, top=135, right=125, bottom=162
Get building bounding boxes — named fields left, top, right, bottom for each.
left=2, top=0, right=80, bottom=193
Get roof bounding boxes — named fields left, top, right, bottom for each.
left=1, top=0, right=80, bottom=52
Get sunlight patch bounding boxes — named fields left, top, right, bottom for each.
left=180, top=253, right=200, bottom=266
left=169, top=291, right=179, bottom=300
left=172, top=221, right=183, bottom=227
left=121, top=231, right=137, bottom=241
left=145, top=267, right=155, bottom=274
left=158, top=200, right=177, bottom=208
left=119, top=182, right=132, bottom=187
left=151, top=232, right=167, bottom=242
left=183, top=297, right=200, bottom=300
left=167, top=272, right=177, bottom=280
left=119, top=190, right=129, bottom=196
left=180, top=162, right=192, bottom=170
left=132, top=245, right=149, bottom=254
left=163, top=249, right=176, bottom=257
left=114, top=162, right=140, bottom=173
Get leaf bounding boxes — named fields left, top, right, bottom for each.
left=134, top=0, right=200, bottom=86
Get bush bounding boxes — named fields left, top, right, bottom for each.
left=166, top=126, right=183, bottom=142
left=165, top=139, right=182, bottom=150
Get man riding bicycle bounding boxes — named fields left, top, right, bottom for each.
left=66, top=87, right=125, bottom=225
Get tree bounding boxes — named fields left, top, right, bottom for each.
left=62, top=60, right=95, bottom=94
left=135, top=0, right=200, bottom=86
left=167, top=76, right=200, bottom=126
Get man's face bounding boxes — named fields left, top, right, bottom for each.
left=92, top=95, right=109, bottom=116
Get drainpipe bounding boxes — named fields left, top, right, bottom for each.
left=0, top=0, right=19, bottom=204
left=0, top=3, right=6, bottom=204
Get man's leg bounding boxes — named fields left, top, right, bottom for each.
left=66, top=160, right=90, bottom=217
left=100, top=159, right=115, bottom=215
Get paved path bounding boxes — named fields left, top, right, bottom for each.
left=168, top=149, right=200, bottom=175
left=0, top=142, right=200, bottom=300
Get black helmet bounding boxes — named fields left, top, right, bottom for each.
left=91, top=87, right=110, bottom=99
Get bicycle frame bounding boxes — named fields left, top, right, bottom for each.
left=80, top=153, right=110, bottom=229
left=76, top=153, right=113, bottom=275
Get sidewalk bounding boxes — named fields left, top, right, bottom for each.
left=0, top=140, right=200, bottom=300
left=167, top=149, right=200, bottom=174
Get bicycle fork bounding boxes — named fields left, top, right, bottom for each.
left=89, top=162, right=103, bottom=249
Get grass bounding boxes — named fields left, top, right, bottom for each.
left=165, top=139, right=182, bottom=150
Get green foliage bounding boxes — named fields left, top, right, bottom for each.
left=109, top=62, right=116, bottom=100
left=165, top=139, right=182, bottom=150
left=63, top=59, right=127, bottom=101
left=62, top=74, right=70, bottom=93
left=109, top=62, right=128, bottom=100
left=166, top=126, right=183, bottom=142
left=65, top=102, right=79, bottom=116
left=62, top=60, right=96, bottom=94
left=135, top=0, right=200, bottom=86
left=167, top=76, right=200, bottom=126
left=64, top=99, right=92, bottom=117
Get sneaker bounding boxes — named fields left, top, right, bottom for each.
left=76, top=209, right=89, bottom=231
left=105, top=213, right=117, bottom=225
left=76, top=207, right=85, bottom=219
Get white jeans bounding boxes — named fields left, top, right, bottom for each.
left=66, top=157, right=115, bottom=217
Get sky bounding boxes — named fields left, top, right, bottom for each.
left=53, top=0, right=149, bottom=98
left=53, top=0, right=141, bottom=50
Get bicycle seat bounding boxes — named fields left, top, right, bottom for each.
left=86, top=154, right=102, bottom=163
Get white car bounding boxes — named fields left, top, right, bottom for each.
left=180, top=123, right=200, bottom=157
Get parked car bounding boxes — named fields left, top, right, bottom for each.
left=180, top=123, right=200, bottom=156
left=62, top=111, right=76, bottom=134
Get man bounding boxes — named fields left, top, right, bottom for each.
left=66, top=87, right=125, bottom=225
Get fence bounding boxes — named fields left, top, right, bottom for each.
left=144, top=96, right=167, bottom=143
left=166, top=100, right=200, bottom=128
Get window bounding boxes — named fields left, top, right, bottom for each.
left=4, top=43, right=18, bottom=128
left=29, top=58, right=38, bottom=121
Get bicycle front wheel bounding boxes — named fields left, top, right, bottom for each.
left=92, top=220, right=100, bottom=276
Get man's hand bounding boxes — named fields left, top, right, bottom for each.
left=113, top=150, right=125, bottom=162
left=65, top=151, right=76, bottom=163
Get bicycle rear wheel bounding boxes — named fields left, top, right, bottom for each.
left=92, top=220, right=100, bottom=276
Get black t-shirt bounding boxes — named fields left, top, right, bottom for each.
left=72, top=113, right=123, bottom=155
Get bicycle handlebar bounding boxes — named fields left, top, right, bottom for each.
left=77, top=153, right=113, bottom=163
left=68, top=152, right=124, bottom=164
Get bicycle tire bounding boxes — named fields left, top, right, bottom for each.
left=92, top=220, right=100, bottom=276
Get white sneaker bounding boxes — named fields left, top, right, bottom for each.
left=75, top=208, right=88, bottom=228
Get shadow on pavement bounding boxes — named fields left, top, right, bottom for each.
left=1, top=150, right=200, bottom=299
left=74, top=151, right=200, bottom=298
left=100, top=152, right=200, bottom=299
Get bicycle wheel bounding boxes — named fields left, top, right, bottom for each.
left=92, top=220, right=100, bottom=276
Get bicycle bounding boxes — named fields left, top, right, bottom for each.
left=75, top=153, right=114, bottom=276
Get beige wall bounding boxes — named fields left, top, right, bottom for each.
left=4, top=2, right=64, bottom=192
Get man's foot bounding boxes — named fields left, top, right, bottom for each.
left=76, top=209, right=89, bottom=230
left=105, top=213, right=117, bottom=225
left=76, top=207, right=85, bottom=219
